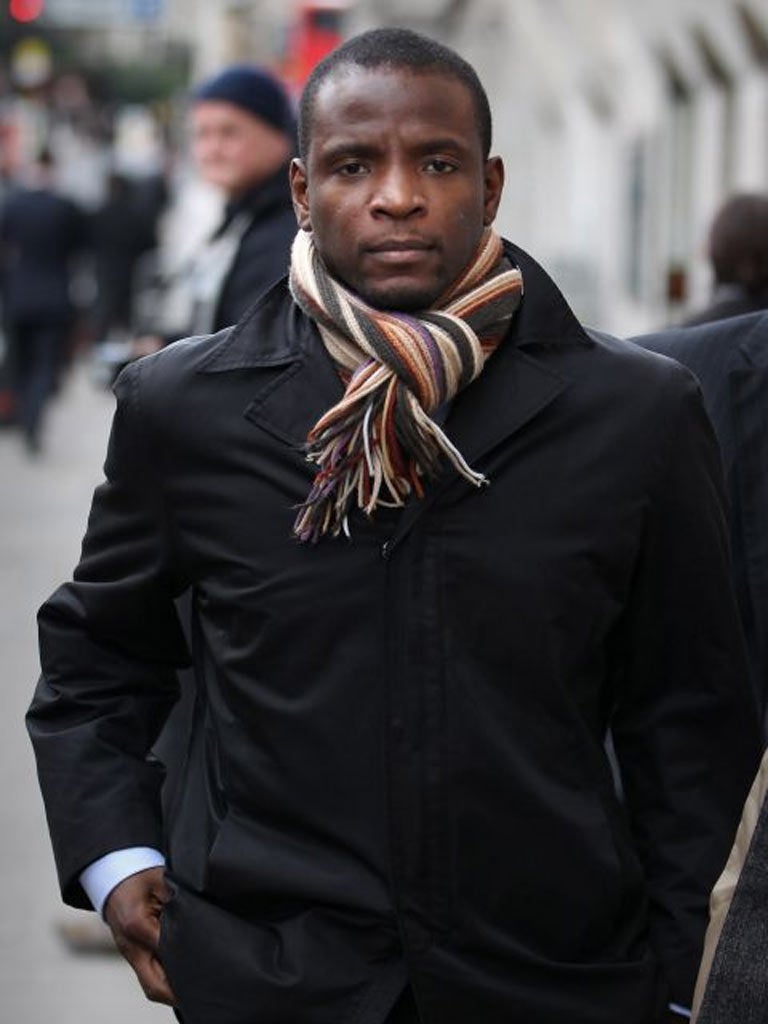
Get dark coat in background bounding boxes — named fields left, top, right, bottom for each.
left=632, top=312, right=768, bottom=726
left=89, top=173, right=166, bottom=340
left=0, top=183, right=86, bottom=325
left=27, top=245, right=760, bottom=1024
left=150, top=162, right=297, bottom=346
left=210, top=163, right=297, bottom=332
left=680, top=284, right=768, bottom=328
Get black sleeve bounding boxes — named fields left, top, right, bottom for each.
left=26, top=357, right=190, bottom=908
left=609, top=366, right=763, bottom=1006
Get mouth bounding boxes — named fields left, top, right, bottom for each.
left=365, top=239, right=435, bottom=264
left=368, top=239, right=433, bottom=253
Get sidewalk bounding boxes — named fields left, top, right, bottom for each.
left=0, top=360, right=169, bottom=1023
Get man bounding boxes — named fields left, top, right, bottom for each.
left=127, top=62, right=297, bottom=357
left=632, top=311, right=768, bottom=728
left=27, top=28, right=760, bottom=1024
left=0, top=147, right=87, bottom=453
left=631, top=313, right=768, bottom=1021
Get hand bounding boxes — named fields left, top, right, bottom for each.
left=103, top=866, right=177, bottom=1006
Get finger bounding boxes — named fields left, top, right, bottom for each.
left=126, top=945, right=178, bottom=1006
left=111, top=905, right=161, bottom=953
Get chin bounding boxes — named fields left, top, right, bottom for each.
left=361, top=283, right=439, bottom=313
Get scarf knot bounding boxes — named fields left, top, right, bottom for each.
left=289, top=228, right=523, bottom=542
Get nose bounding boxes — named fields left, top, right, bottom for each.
left=370, top=166, right=425, bottom=219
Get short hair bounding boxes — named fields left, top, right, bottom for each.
left=708, top=193, right=768, bottom=292
left=298, top=27, right=492, bottom=161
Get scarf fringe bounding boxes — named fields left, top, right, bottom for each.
left=293, top=392, right=490, bottom=544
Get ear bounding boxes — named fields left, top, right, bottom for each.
left=482, top=156, right=504, bottom=226
left=290, top=158, right=312, bottom=231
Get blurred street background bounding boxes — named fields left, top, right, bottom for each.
left=1, top=0, right=767, bottom=1021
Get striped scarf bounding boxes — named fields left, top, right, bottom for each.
left=289, top=227, right=524, bottom=543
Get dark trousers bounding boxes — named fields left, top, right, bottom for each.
left=9, top=318, right=68, bottom=444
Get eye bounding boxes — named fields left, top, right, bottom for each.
left=425, top=158, right=457, bottom=174
left=336, top=161, right=369, bottom=177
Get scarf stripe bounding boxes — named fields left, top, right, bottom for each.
left=289, top=227, right=523, bottom=542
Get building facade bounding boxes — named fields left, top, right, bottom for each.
left=346, top=0, right=768, bottom=333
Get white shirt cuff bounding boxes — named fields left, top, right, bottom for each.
left=668, top=1004, right=692, bottom=1018
left=80, top=847, right=166, bottom=918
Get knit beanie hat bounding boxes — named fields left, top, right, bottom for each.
left=192, top=64, right=296, bottom=138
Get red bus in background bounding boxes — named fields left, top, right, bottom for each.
left=281, top=1, right=349, bottom=99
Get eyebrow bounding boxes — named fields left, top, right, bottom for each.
left=318, top=136, right=471, bottom=163
left=319, top=141, right=381, bottom=163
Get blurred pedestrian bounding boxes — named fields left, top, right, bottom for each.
left=27, top=27, right=760, bottom=1024
left=89, top=171, right=161, bottom=345
left=0, top=147, right=87, bottom=453
left=129, top=62, right=297, bottom=358
left=632, top=311, right=768, bottom=729
left=632, top=311, right=768, bottom=1020
left=682, top=193, right=768, bottom=327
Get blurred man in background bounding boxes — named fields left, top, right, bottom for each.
left=631, top=309, right=768, bottom=1022
left=129, top=62, right=297, bottom=357
left=0, top=147, right=87, bottom=454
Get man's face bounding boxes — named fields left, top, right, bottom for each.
left=291, top=66, right=503, bottom=311
left=191, top=100, right=291, bottom=197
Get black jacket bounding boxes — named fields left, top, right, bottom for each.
left=633, top=312, right=768, bottom=726
left=210, top=163, right=296, bottom=332
left=27, top=245, right=760, bottom=1024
